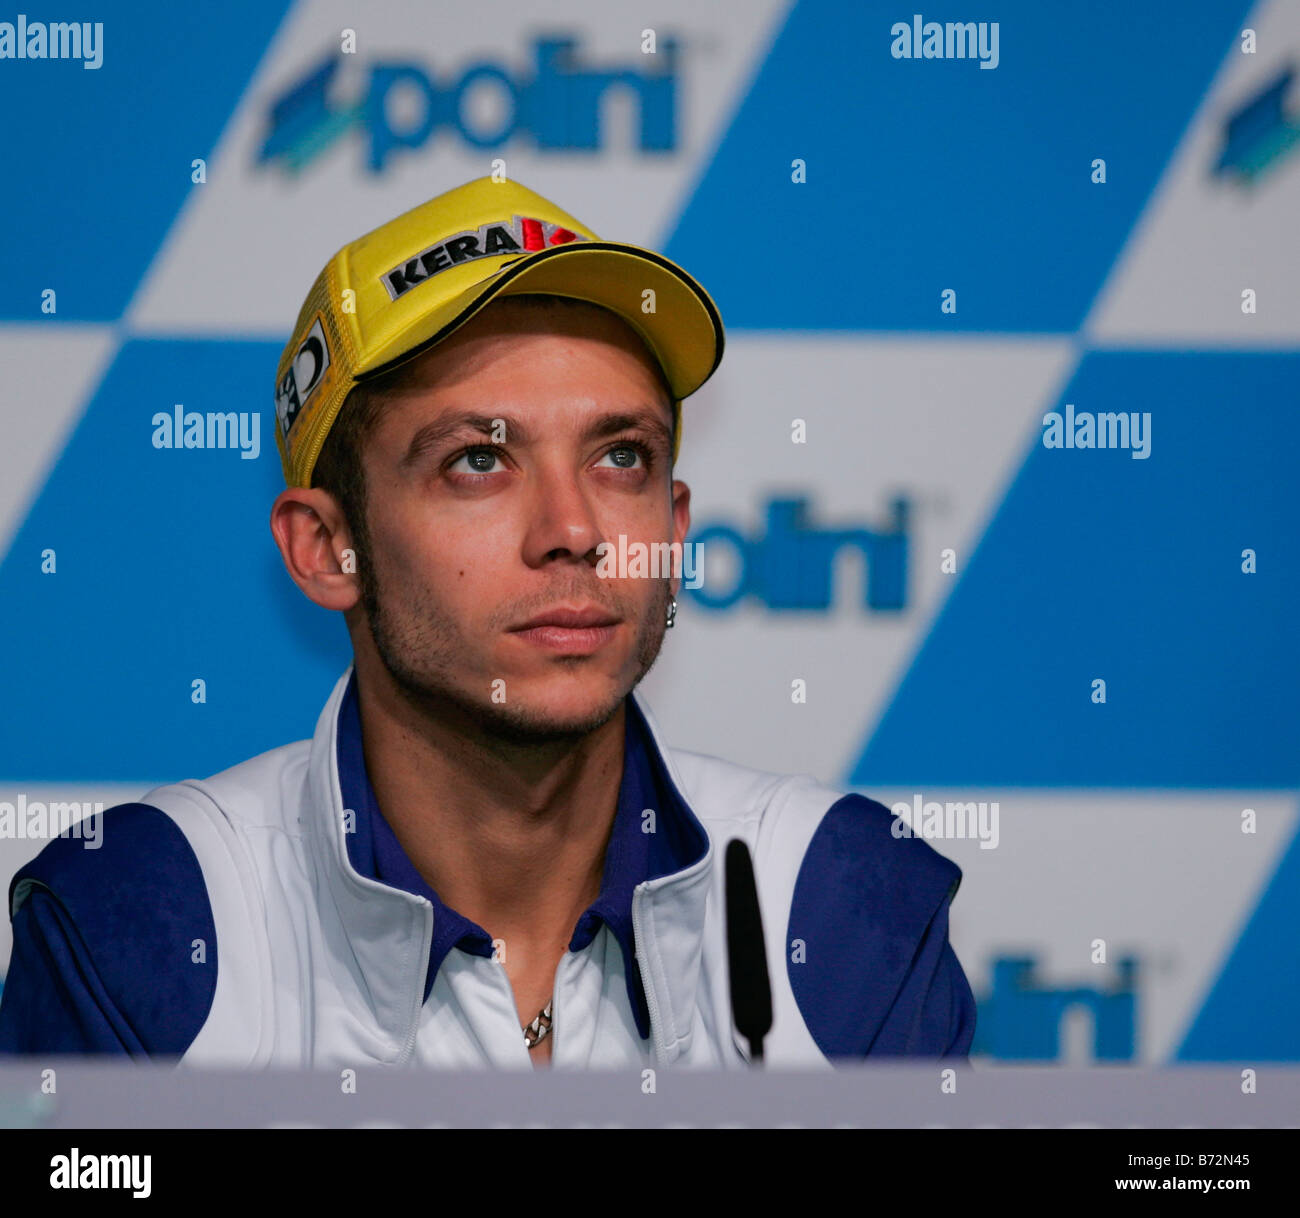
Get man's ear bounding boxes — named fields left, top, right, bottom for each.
left=670, top=478, right=691, bottom=599
left=269, top=487, right=361, bottom=612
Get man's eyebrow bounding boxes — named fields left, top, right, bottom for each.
left=588, top=409, right=673, bottom=445
left=402, top=406, right=672, bottom=465
left=403, top=413, right=531, bottom=465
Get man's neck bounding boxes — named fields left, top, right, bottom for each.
left=352, top=667, right=626, bottom=939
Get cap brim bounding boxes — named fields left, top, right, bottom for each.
left=355, top=241, right=724, bottom=403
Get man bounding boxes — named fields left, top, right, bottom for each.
left=0, top=177, right=975, bottom=1068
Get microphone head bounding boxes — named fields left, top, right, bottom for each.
left=725, top=838, right=773, bottom=1053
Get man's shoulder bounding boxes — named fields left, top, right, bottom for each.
left=665, top=745, right=961, bottom=897
left=4, top=801, right=221, bottom=1055
left=663, top=744, right=801, bottom=832
left=665, top=746, right=972, bottom=1058
left=0, top=737, right=316, bottom=1058
left=10, top=739, right=311, bottom=918
left=10, top=801, right=205, bottom=913
left=157, top=738, right=314, bottom=833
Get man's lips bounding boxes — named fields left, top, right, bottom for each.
left=510, top=605, right=621, bottom=631
left=507, top=605, right=622, bottom=654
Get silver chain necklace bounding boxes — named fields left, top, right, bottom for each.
left=523, top=998, right=553, bottom=1049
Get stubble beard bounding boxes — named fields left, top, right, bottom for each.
left=357, top=542, right=673, bottom=747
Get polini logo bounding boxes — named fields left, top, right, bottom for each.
left=972, top=954, right=1139, bottom=1062
left=686, top=495, right=910, bottom=612
left=259, top=35, right=680, bottom=175
left=1214, top=63, right=1300, bottom=188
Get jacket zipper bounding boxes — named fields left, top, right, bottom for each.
left=631, top=885, right=667, bottom=1066
left=395, top=899, right=433, bottom=1066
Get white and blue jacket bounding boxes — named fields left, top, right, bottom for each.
left=0, top=669, right=975, bottom=1067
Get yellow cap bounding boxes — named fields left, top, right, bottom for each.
left=273, top=176, right=725, bottom=487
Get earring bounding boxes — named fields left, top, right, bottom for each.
left=666, top=597, right=678, bottom=629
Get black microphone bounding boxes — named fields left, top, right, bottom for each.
left=724, top=838, right=772, bottom=1064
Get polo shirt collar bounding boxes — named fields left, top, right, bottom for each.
left=334, top=673, right=708, bottom=1039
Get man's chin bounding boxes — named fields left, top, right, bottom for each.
left=460, top=689, right=626, bottom=746
left=386, top=662, right=628, bottom=744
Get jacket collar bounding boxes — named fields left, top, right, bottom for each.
left=307, top=668, right=711, bottom=1047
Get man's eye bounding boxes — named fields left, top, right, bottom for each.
left=450, top=446, right=502, bottom=475
left=598, top=444, right=647, bottom=470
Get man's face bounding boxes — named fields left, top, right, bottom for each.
left=350, top=299, right=690, bottom=742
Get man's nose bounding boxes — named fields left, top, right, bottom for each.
left=520, top=466, right=604, bottom=567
